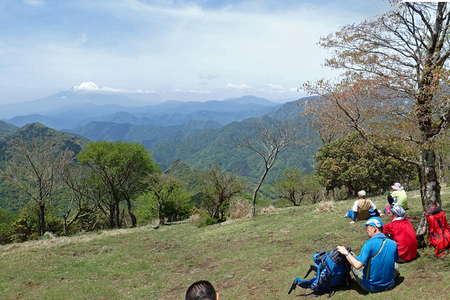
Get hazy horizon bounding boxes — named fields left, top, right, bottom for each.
left=0, top=0, right=388, bottom=104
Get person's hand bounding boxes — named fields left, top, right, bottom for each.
left=336, top=246, right=350, bottom=256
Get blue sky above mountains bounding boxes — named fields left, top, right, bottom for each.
left=0, top=0, right=388, bottom=104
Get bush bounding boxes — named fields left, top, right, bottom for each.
left=228, top=198, right=251, bottom=219
left=10, top=216, right=35, bottom=242
left=0, top=223, right=13, bottom=244
left=139, top=174, right=194, bottom=224
left=135, top=193, right=158, bottom=225
left=0, top=208, right=15, bottom=244
left=193, top=209, right=219, bottom=228
left=200, top=167, right=245, bottom=222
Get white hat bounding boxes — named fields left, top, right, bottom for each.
left=357, top=190, right=366, bottom=197
left=391, top=183, right=404, bottom=191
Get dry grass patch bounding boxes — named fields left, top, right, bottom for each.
left=316, top=200, right=335, bottom=212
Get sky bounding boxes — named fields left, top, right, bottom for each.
left=0, top=0, right=389, bottom=104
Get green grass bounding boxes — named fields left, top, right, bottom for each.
left=1, top=188, right=449, bottom=300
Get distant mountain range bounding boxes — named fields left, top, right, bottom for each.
left=0, top=96, right=321, bottom=211
left=0, top=89, right=322, bottom=213
left=66, top=97, right=321, bottom=181
left=1, top=86, right=280, bottom=129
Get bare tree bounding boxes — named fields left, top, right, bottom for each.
left=61, top=164, right=100, bottom=233
left=239, top=120, right=295, bottom=216
left=274, top=169, right=322, bottom=206
left=0, top=139, right=72, bottom=235
left=304, top=1, right=450, bottom=222
left=201, top=166, right=245, bottom=221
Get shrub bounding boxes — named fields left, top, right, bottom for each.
left=228, top=198, right=251, bottom=219
left=193, top=209, right=219, bottom=228
left=0, top=223, right=13, bottom=244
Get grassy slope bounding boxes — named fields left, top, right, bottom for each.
left=0, top=189, right=449, bottom=300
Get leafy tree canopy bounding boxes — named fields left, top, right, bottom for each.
left=315, top=133, right=416, bottom=195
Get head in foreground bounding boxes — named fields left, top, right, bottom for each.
left=185, top=280, right=219, bottom=300
left=365, top=217, right=383, bottom=237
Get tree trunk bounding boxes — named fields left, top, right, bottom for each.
left=38, top=203, right=46, bottom=236
left=252, top=167, right=270, bottom=217
left=416, top=148, right=441, bottom=245
left=419, top=148, right=441, bottom=211
left=109, top=202, right=116, bottom=228
left=63, top=216, right=68, bottom=235
left=159, top=204, right=164, bottom=225
left=115, top=201, right=121, bottom=228
left=125, top=197, right=137, bottom=227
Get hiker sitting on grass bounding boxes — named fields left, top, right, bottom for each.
left=344, top=190, right=379, bottom=223
left=383, top=205, right=418, bottom=263
left=385, top=183, right=408, bottom=215
left=337, top=217, right=399, bottom=293
left=185, top=280, right=219, bottom=300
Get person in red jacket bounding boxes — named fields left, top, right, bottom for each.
left=383, top=205, right=418, bottom=262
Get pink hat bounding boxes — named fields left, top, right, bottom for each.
left=391, top=183, right=404, bottom=191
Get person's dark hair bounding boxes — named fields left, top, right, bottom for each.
left=387, top=194, right=395, bottom=205
left=185, top=280, right=217, bottom=300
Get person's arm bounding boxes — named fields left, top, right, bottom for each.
left=352, top=200, right=359, bottom=212
left=382, top=223, right=393, bottom=235
left=336, top=246, right=364, bottom=269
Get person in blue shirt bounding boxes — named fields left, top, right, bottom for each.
left=337, top=217, right=399, bottom=292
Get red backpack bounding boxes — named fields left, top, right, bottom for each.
left=425, top=207, right=450, bottom=257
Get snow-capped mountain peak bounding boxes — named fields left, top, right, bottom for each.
left=72, top=82, right=100, bottom=92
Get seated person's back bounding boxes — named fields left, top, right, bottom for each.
left=383, top=205, right=418, bottom=262
left=391, top=183, right=408, bottom=209
left=350, top=190, right=377, bottom=221
left=355, top=198, right=372, bottom=220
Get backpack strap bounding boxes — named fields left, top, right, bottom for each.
left=365, top=238, right=387, bottom=281
left=304, top=265, right=317, bottom=278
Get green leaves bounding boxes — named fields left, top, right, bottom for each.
left=315, top=133, right=416, bottom=195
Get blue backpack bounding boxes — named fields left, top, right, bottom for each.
left=288, top=249, right=351, bottom=296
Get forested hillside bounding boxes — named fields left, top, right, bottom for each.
left=0, top=121, right=17, bottom=138
left=69, top=99, right=321, bottom=182
left=0, top=123, right=88, bottom=212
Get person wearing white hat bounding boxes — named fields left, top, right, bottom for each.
left=344, top=190, right=378, bottom=223
left=390, top=182, right=408, bottom=209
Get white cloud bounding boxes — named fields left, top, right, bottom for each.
left=73, top=82, right=156, bottom=94
left=227, top=83, right=252, bottom=90
left=1, top=0, right=388, bottom=103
